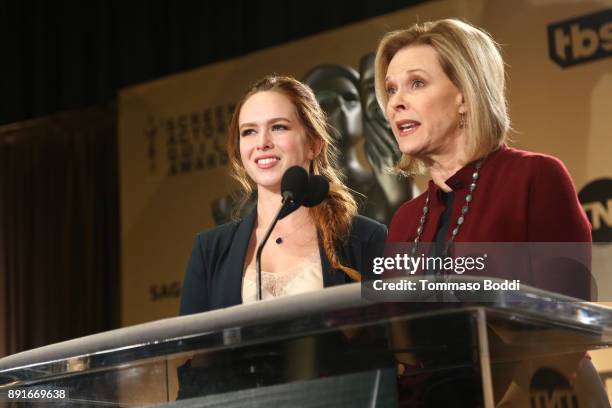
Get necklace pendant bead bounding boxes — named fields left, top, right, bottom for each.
left=275, top=237, right=283, bottom=244
left=470, top=183, right=477, bottom=191
left=472, top=172, right=479, bottom=180
left=465, top=194, right=473, bottom=202
left=462, top=205, right=469, bottom=214
left=457, top=216, right=464, bottom=225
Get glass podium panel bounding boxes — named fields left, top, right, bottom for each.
left=1, top=280, right=611, bottom=407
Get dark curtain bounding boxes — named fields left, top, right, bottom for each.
left=0, top=0, right=427, bottom=126
left=0, top=106, right=119, bottom=356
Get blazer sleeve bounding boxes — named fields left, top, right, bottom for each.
left=368, top=223, right=388, bottom=246
left=527, top=155, right=591, bottom=242
left=527, top=155, right=592, bottom=300
left=179, top=234, right=209, bottom=315
left=349, top=216, right=388, bottom=275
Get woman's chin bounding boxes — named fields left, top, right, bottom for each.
left=255, top=181, right=282, bottom=195
left=398, top=145, right=424, bottom=158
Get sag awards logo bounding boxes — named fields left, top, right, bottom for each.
left=547, top=8, right=612, bottom=68
left=579, top=178, right=612, bottom=242
left=144, top=104, right=234, bottom=177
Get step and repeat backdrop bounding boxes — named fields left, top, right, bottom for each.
left=118, top=0, right=611, bottom=326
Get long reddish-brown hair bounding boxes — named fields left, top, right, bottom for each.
left=227, top=75, right=360, bottom=281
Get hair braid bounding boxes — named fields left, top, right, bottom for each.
left=311, top=187, right=361, bottom=281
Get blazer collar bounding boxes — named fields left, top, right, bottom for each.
left=428, top=145, right=507, bottom=202
left=225, top=207, right=257, bottom=306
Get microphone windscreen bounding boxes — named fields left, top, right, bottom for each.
left=303, top=175, right=329, bottom=207
left=281, top=166, right=309, bottom=204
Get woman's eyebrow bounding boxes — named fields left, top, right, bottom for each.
left=239, top=117, right=290, bottom=130
left=385, top=68, right=429, bottom=83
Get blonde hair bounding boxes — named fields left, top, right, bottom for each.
left=374, top=18, right=509, bottom=175
left=227, top=75, right=361, bottom=281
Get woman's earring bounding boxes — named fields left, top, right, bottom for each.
left=459, top=112, right=466, bottom=129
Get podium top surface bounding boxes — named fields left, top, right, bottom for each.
left=1, top=278, right=611, bottom=386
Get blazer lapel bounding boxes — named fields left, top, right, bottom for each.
left=225, top=207, right=257, bottom=306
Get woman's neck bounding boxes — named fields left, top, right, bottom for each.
left=426, top=142, right=470, bottom=192
left=255, top=187, right=312, bottom=230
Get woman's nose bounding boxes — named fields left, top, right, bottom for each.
left=389, top=91, right=408, bottom=112
left=256, top=129, right=273, bottom=150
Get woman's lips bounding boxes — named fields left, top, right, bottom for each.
left=255, top=156, right=280, bottom=169
left=396, top=120, right=421, bottom=136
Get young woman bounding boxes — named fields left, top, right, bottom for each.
left=180, top=75, right=387, bottom=314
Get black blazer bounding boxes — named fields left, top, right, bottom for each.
left=179, top=209, right=387, bottom=315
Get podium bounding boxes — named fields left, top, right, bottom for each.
left=1, top=278, right=611, bottom=407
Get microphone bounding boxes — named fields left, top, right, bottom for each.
left=278, top=174, right=329, bottom=218
left=302, top=175, right=329, bottom=207
left=254, top=167, right=331, bottom=300
left=280, top=166, right=309, bottom=205
left=255, top=166, right=309, bottom=300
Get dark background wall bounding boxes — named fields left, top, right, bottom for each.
left=1, top=0, right=427, bottom=126
left=0, top=0, right=426, bottom=355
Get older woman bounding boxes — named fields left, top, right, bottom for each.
left=180, top=75, right=386, bottom=315
left=374, top=19, right=605, bottom=408
left=374, top=18, right=591, bottom=297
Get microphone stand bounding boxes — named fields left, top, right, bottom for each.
left=255, top=196, right=297, bottom=301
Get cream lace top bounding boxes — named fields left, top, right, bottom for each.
left=242, top=251, right=323, bottom=303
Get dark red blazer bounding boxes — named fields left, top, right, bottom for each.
left=388, top=145, right=592, bottom=299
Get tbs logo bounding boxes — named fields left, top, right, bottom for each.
left=548, top=8, right=612, bottom=68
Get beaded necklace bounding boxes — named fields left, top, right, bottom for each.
left=412, top=160, right=483, bottom=256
